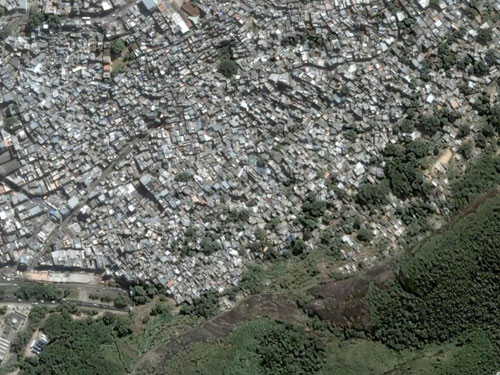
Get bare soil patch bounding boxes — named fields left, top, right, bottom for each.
left=133, top=293, right=302, bottom=373
left=134, top=267, right=395, bottom=374
left=305, top=264, right=394, bottom=331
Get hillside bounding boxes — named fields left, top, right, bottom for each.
left=138, top=194, right=500, bottom=375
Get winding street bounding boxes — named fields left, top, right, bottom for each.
left=31, top=124, right=155, bottom=269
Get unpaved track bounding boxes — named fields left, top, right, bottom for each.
left=132, top=187, right=500, bottom=374
left=132, top=293, right=302, bottom=374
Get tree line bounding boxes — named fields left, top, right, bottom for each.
left=367, top=195, right=500, bottom=374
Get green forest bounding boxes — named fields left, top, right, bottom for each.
left=153, top=320, right=498, bottom=375
left=20, top=312, right=130, bottom=375
left=368, top=194, right=500, bottom=350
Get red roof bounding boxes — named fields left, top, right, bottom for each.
left=181, top=0, right=199, bottom=17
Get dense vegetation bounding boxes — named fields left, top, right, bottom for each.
left=398, top=329, right=499, bottom=375
left=131, top=284, right=158, bottom=305
left=26, top=12, right=60, bottom=31
left=10, top=307, right=49, bottom=356
left=174, top=171, right=190, bottom=182
left=111, top=39, right=126, bottom=55
left=355, top=140, right=432, bottom=208
left=27, top=11, right=45, bottom=30
left=218, top=59, right=238, bottom=78
left=14, top=192, right=500, bottom=375
left=20, top=312, right=130, bottom=375
left=382, top=140, right=431, bottom=199
left=150, top=195, right=500, bottom=375
left=368, top=195, right=500, bottom=362
left=153, top=316, right=500, bottom=375
left=113, top=293, right=130, bottom=308
left=234, top=239, right=340, bottom=296
left=180, top=290, right=220, bottom=319
left=257, top=322, right=325, bottom=375
left=449, top=150, right=500, bottom=211
left=11, top=143, right=500, bottom=375
left=157, top=319, right=326, bottom=375
left=356, top=181, right=389, bottom=207
left=14, top=284, right=65, bottom=301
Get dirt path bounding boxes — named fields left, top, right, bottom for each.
left=132, top=293, right=302, bottom=374
left=131, top=187, right=500, bottom=374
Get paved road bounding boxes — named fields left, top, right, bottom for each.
left=2, top=4, right=157, bottom=271
left=0, top=279, right=130, bottom=312
left=1, top=2, right=157, bottom=270
left=0, top=279, right=126, bottom=294
left=31, top=126, right=153, bottom=269
left=0, top=296, right=128, bottom=312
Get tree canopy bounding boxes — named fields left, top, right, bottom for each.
left=111, top=39, right=126, bottom=55
left=27, top=11, right=45, bottom=30
left=21, top=313, right=128, bottom=375
left=382, top=140, right=430, bottom=199
left=357, top=182, right=389, bottom=207
left=449, top=150, right=500, bottom=211
left=368, top=195, right=500, bottom=352
left=218, top=59, right=238, bottom=78
left=159, top=319, right=327, bottom=375
left=180, top=290, right=220, bottom=319
left=15, top=284, right=63, bottom=301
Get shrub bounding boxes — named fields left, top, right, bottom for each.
left=290, top=238, right=305, bottom=255
left=218, top=59, right=238, bottom=78
left=113, top=294, right=129, bottom=309
left=477, top=28, right=492, bottom=45
left=458, top=142, right=473, bottom=159
left=344, top=129, right=357, bottom=142
left=113, top=316, right=133, bottom=337
left=131, top=285, right=156, bottom=305
left=200, top=237, right=221, bottom=254
left=257, top=321, right=326, bottom=375
left=111, top=39, right=126, bottom=55
left=27, top=11, right=45, bottom=30
left=227, top=209, right=250, bottom=223
left=47, top=14, right=60, bottom=27
left=357, top=228, right=373, bottom=242
left=238, top=264, right=265, bottom=294
left=20, top=313, right=127, bottom=374
left=15, top=284, right=63, bottom=301
left=357, top=182, right=389, bottom=207
left=456, top=124, right=470, bottom=138
left=449, top=151, right=500, bottom=211
left=383, top=140, right=430, bottom=199
left=175, top=171, right=190, bottom=182
left=180, top=290, right=220, bottom=319
left=150, top=302, right=171, bottom=316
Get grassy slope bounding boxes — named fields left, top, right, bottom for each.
left=148, top=194, right=500, bottom=375
left=158, top=319, right=498, bottom=375
left=160, top=334, right=403, bottom=375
